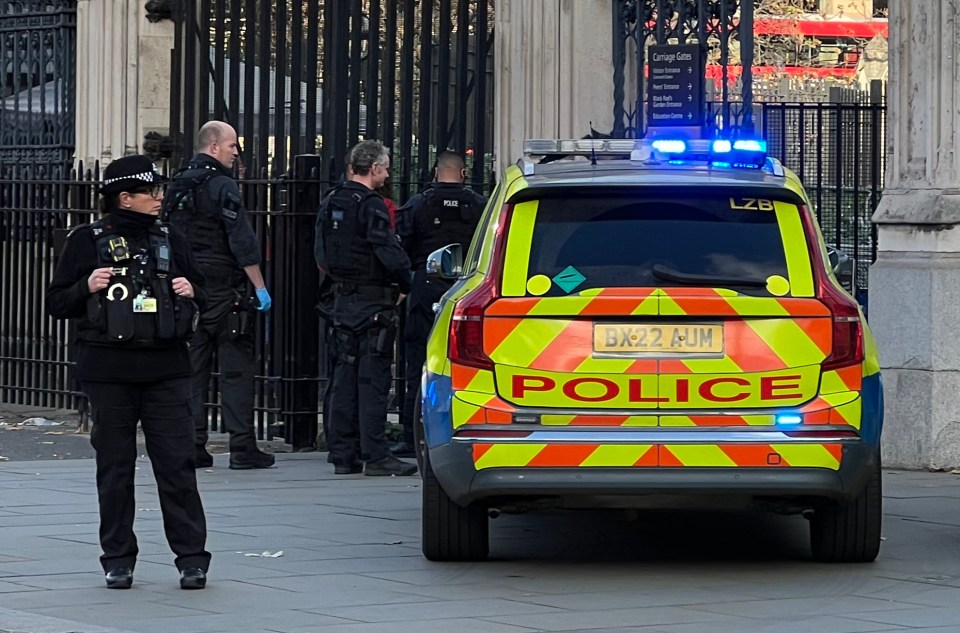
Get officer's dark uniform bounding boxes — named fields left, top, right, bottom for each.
left=46, top=165, right=211, bottom=583
left=316, top=181, right=414, bottom=472
left=165, top=154, right=272, bottom=468
left=398, top=183, right=486, bottom=448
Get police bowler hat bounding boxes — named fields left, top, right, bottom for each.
left=100, top=155, right=169, bottom=195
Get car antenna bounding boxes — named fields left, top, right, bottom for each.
left=589, top=121, right=598, bottom=166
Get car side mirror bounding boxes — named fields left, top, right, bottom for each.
left=426, top=243, right=463, bottom=280
left=826, top=246, right=855, bottom=293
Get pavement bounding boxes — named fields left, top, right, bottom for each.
left=2, top=407, right=960, bottom=631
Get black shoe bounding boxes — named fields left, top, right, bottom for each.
left=179, top=567, right=206, bottom=590
left=333, top=462, right=363, bottom=475
left=105, top=567, right=133, bottom=589
left=229, top=448, right=276, bottom=470
left=390, top=441, right=415, bottom=458
left=365, top=455, right=418, bottom=477
left=195, top=447, right=214, bottom=469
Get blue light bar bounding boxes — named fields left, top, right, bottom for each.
left=776, top=414, right=803, bottom=425
left=733, top=139, right=767, bottom=153
left=651, top=140, right=687, bottom=154
left=711, top=139, right=732, bottom=153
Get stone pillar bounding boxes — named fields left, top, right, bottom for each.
left=869, top=0, right=960, bottom=469
left=74, top=0, right=174, bottom=167
left=494, top=0, right=614, bottom=171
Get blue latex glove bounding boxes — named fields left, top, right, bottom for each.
left=255, top=287, right=272, bottom=312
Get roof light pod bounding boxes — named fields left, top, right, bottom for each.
left=650, top=139, right=687, bottom=154
left=711, top=139, right=733, bottom=153
left=734, top=139, right=767, bottom=153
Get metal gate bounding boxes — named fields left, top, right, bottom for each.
left=0, top=0, right=78, bottom=410
left=0, top=0, right=76, bottom=166
left=611, top=0, right=884, bottom=307
left=166, top=0, right=496, bottom=447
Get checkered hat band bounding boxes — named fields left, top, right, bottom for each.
left=103, top=172, right=157, bottom=186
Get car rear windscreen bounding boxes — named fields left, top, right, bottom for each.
left=522, top=192, right=791, bottom=296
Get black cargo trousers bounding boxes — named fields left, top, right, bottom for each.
left=84, top=378, right=211, bottom=574
left=187, top=267, right=258, bottom=453
left=327, top=286, right=399, bottom=466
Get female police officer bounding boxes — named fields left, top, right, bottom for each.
left=46, top=155, right=211, bottom=590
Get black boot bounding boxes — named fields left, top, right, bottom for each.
left=365, top=455, right=418, bottom=477
left=229, top=448, right=276, bottom=470
left=179, top=567, right=207, bottom=590
left=105, top=567, right=133, bottom=589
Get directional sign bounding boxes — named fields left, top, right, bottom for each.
left=648, top=44, right=703, bottom=128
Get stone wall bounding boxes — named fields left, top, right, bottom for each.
left=74, top=0, right=174, bottom=167
left=493, top=0, right=614, bottom=170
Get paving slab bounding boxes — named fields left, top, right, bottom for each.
left=0, top=450, right=959, bottom=632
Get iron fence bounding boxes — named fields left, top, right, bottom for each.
left=0, top=161, right=96, bottom=412
left=758, top=98, right=884, bottom=304
left=167, top=0, right=495, bottom=197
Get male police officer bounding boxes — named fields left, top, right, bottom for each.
left=316, top=140, right=417, bottom=476
left=165, top=121, right=275, bottom=470
left=394, top=151, right=487, bottom=457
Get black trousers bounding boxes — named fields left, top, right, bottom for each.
left=188, top=315, right=257, bottom=453
left=328, top=326, right=395, bottom=465
left=400, top=308, right=432, bottom=445
left=83, top=378, right=210, bottom=573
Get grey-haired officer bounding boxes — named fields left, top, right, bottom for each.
left=46, top=155, right=211, bottom=590
left=165, top=120, right=275, bottom=470
left=316, top=140, right=418, bottom=476
left=395, top=151, right=487, bottom=457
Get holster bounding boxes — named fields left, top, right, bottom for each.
left=369, top=309, right=399, bottom=357
left=335, top=329, right=359, bottom=365
left=224, top=299, right=252, bottom=340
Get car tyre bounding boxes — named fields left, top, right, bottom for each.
left=810, top=460, right=882, bottom=563
left=422, top=450, right=489, bottom=562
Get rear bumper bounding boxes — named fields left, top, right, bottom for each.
left=429, top=440, right=879, bottom=508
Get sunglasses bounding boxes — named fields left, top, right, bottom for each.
left=127, top=184, right=165, bottom=199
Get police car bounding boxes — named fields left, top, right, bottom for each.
left=417, top=137, right=882, bottom=563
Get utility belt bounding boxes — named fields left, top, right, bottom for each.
left=196, top=258, right=244, bottom=288
left=335, top=282, right=398, bottom=304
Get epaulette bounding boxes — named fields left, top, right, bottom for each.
left=65, top=223, right=91, bottom=240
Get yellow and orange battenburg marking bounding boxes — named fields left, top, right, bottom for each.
left=472, top=443, right=843, bottom=470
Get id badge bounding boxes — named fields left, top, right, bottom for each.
left=133, top=293, right=158, bottom=313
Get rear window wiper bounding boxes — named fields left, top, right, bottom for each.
left=651, top=263, right=768, bottom=288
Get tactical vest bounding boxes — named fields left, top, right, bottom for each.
left=411, top=187, right=483, bottom=267
left=164, top=165, right=230, bottom=260
left=320, top=186, right=389, bottom=286
left=79, top=219, right=199, bottom=347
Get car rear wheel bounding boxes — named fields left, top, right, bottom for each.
left=809, top=461, right=882, bottom=562
left=421, top=450, right=489, bottom=562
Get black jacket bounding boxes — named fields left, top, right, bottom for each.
left=46, top=210, right=207, bottom=383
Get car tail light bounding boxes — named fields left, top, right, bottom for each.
left=449, top=277, right=497, bottom=369
left=799, top=205, right=864, bottom=371
left=448, top=205, right=511, bottom=370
